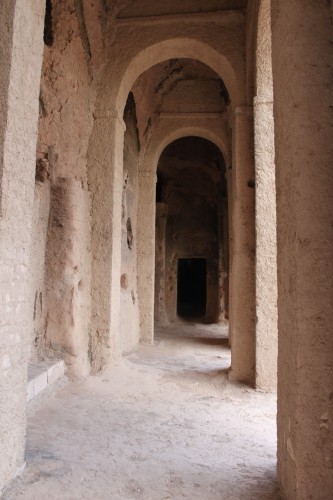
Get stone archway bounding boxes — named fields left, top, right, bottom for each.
left=86, top=31, right=247, bottom=371
left=113, top=37, right=243, bottom=117
left=136, top=120, right=230, bottom=344
left=153, top=136, right=228, bottom=328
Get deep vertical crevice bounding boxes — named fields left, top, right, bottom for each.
left=44, top=0, right=54, bottom=47
left=156, top=174, right=163, bottom=202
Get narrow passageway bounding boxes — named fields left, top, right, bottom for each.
left=4, top=324, right=278, bottom=500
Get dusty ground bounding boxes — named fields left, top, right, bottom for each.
left=3, top=323, right=279, bottom=500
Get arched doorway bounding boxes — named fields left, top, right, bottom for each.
left=87, top=32, right=255, bottom=386
left=154, top=137, right=228, bottom=327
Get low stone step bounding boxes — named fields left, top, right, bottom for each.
left=27, top=360, right=65, bottom=402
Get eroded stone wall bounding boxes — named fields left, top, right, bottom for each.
left=31, top=0, right=108, bottom=375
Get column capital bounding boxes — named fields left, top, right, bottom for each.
left=139, top=170, right=157, bottom=180
left=93, top=110, right=126, bottom=131
left=226, top=167, right=233, bottom=180
left=156, top=202, right=168, bottom=217
left=234, top=105, right=253, bottom=117
left=254, top=96, right=274, bottom=106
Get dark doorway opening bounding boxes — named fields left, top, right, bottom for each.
left=177, top=258, right=207, bottom=318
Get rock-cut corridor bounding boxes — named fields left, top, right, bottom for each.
left=4, top=324, right=278, bottom=500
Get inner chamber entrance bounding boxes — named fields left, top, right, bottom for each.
left=154, top=136, right=229, bottom=325
left=177, top=258, right=207, bottom=318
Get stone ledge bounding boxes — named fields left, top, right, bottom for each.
left=116, top=10, right=244, bottom=27
left=27, top=360, right=65, bottom=402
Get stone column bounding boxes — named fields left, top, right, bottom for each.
left=222, top=197, right=230, bottom=320
left=253, top=96, right=277, bottom=392
left=155, top=202, right=169, bottom=326
left=226, top=166, right=233, bottom=344
left=271, top=1, right=333, bottom=498
left=137, top=170, right=156, bottom=343
left=88, top=112, right=126, bottom=370
left=217, top=194, right=225, bottom=321
left=228, top=105, right=256, bottom=385
left=0, top=0, right=45, bottom=492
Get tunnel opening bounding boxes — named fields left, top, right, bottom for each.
left=177, top=258, right=207, bottom=318
left=154, top=135, right=228, bottom=326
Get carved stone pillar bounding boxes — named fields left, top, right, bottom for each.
left=272, top=1, right=333, bottom=497
left=88, top=112, right=126, bottom=369
left=229, top=105, right=256, bottom=385
left=137, top=170, right=157, bottom=343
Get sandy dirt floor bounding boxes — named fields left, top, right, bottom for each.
left=3, top=323, right=279, bottom=500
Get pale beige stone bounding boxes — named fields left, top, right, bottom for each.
left=272, top=0, right=333, bottom=497
left=1, top=1, right=332, bottom=497
left=228, top=105, right=256, bottom=385
left=0, top=0, right=45, bottom=491
left=254, top=0, right=278, bottom=392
